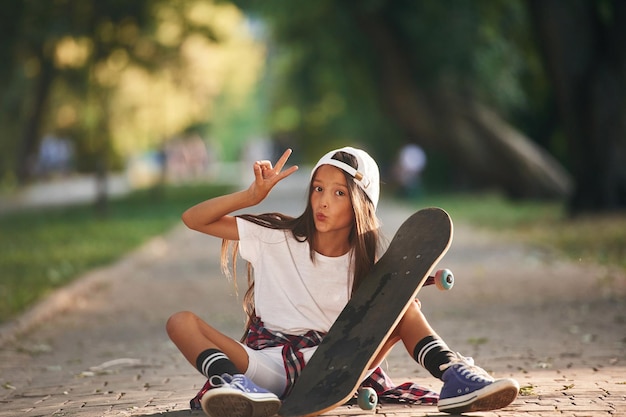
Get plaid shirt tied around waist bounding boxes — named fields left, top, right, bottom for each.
left=245, top=318, right=325, bottom=398
left=189, top=318, right=439, bottom=410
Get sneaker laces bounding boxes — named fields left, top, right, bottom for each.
left=229, top=374, right=252, bottom=392
left=439, top=353, right=493, bottom=383
left=209, top=374, right=233, bottom=389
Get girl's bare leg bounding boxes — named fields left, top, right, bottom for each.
left=166, top=310, right=249, bottom=373
left=370, top=300, right=437, bottom=369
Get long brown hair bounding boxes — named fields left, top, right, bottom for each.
left=220, top=151, right=381, bottom=337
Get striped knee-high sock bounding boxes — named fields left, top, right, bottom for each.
left=413, top=336, right=456, bottom=380
left=195, top=348, right=239, bottom=379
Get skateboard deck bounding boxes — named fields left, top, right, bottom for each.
left=279, top=207, right=453, bottom=417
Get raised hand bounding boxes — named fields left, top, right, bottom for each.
left=248, top=149, right=299, bottom=204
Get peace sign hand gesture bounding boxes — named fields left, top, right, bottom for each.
left=247, top=149, right=299, bottom=205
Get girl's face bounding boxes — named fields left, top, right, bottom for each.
left=310, top=164, right=355, bottom=238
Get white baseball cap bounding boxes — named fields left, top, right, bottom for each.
left=311, top=146, right=380, bottom=210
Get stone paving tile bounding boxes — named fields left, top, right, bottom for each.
left=2, top=361, right=625, bottom=416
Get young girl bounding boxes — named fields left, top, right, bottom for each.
left=166, top=147, right=519, bottom=416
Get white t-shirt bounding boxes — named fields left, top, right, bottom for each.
left=237, top=217, right=353, bottom=335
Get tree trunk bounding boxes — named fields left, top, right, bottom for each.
left=355, top=10, right=572, bottom=200
left=16, top=56, right=55, bottom=184
left=528, top=0, right=626, bottom=213
left=432, top=91, right=572, bottom=199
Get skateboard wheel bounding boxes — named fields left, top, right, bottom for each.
left=435, top=268, right=454, bottom=290
left=357, top=387, right=378, bottom=410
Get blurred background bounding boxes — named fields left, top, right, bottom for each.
left=1, top=0, right=625, bottom=322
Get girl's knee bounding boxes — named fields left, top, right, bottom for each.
left=166, top=311, right=197, bottom=337
left=404, top=300, right=424, bottom=319
left=399, top=301, right=429, bottom=331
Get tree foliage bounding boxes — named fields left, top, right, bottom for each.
left=3, top=1, right=624, bottom=212
left=237, top=0, right=625, bottom=211
left=235, top=0, right=571, bottom=199
left=0, top=0, right=264, bottom=186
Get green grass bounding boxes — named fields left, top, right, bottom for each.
left=0, top=184, right=231, bottom=323
left=411, top=192, right=626, bottom=270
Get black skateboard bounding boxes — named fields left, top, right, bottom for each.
left=279, top=207, right=453, bottom=417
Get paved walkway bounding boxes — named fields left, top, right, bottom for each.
left=0, top=174, right=131, bottom=214
left=0, top=183, right=625, bottom=416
